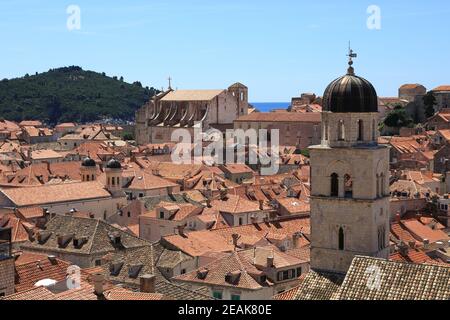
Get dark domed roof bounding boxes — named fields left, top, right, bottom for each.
left=81, top=156, right=96, bottom=167
left=322, top=67, right=378, bottom=113
left=106, top=158, right=121, bottom=169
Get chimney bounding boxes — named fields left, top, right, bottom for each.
left=140, top=274, right=156, bottom=293
left=177, top=224, right=186, bottom=237
left=423, top=239, right=430, bottom=249
left=399, top=242, right=409, bottom=256
left=47, top=255, right=57, bottom=264
left=267, top=255, right=274, bottom=268
left=259, top=200, right=264, bottom=210
left=93, top=273, right=104, bottom=296
left=220, top=188, right=228, bottom=200
left=231, top=233, right=240, bottom=248
left=293, top=232, right=302, bottom=248
left=44, top=161, right=51, bottom=173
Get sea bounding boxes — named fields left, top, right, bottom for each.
left=250, top=102, right=290, bottom=112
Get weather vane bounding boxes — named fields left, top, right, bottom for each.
left=347, top=42, right=357, bottom=74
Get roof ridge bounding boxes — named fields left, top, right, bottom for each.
left=87, top=219, right=101, bottom=254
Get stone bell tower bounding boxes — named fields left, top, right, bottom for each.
left=309, top=48, right=390, bottom=273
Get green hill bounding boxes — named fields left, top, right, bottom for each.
left=0, top=66, right=158, bottom=124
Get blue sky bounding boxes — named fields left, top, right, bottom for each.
left=1, top=0, right=449, bottom=101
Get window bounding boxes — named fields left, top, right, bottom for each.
left=92, top=174, right=94, bottom=180
left=338, top=227, right=345, bottom=250
left=112, top=177, right=115, bottom=185
left=213, top=291, right=223, bottom=300
left=181, top=269, right=186, bottom=274
left=139, top=193, right=144, bottom=198
left=238, top=217, right=243, bottom=226
left=283, top=270, right=289, bottom=280
left=159, top=211, right=165, bottom=219
left=357, top=120, right=364, bottom=141
left=127, top=211, right=131, bottom=218
left=372, top=119, right=376, bottom=140
left=86, top=175, right=90, bottom=181
left=378, top=226, right=386, bottom=250
left=344, top=174, right=353, bottom=198
left=330, top=173, right=339, bottom=197
left=338, top=120, right=345, bottom=141
left=0, top=292, right=5, bottom=297
left=380, top=173, right=385, bottom=196
left=376, top=174, right=380, bottom=197
left=231, top=294, right=241, bottom=301
left=296, top=267, right=302, bottom=277
left=95, top=259, right=102, bottom=266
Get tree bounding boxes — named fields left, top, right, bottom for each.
left=423, top=91, right=437, bottom=118
left=384, top=107, right=413, bottom=128
left=47, top=96, right=62, bottom=125
left=122, top=132, right=134, bottom=140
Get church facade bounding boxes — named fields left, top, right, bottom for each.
left=309, top=53, right=390, bottom=273
left=135, top=83, right=249, bottom=145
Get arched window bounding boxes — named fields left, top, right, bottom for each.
left=112, top=177, right=115, bottom=186
left=338, top=120, right=345, bottom=141
left=338, top=227, right=345, bottom=250
left=380, top=173, right=385, bottom=196
left=344, top=174, right=353, bottom=198
left=323, top=122, right=329, bottom=141
left=331, top=173, right=339, bottom=197
left=86, top=175, right=90, bottom=181
left=357, top=120, right=364, bottom=141
left=92, top=174, right=95, bottom=181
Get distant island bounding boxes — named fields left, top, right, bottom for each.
left=0, top=66, right=159, bottom=125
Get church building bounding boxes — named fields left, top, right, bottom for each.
left=135, top=82, right=248, bottom=144
left=309, top=50, right=390, bottom=273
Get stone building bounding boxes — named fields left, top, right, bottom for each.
left=431, top=86, right=450, bottom=110
left=308, top=57, right=390, bottom=273
left=135, top=83, right=248, bottom=145
left=398, top=84, right=426, bottom=103
left=234, top=112, right=321, bottom=149
left=20, top=215, right=150, bottom=268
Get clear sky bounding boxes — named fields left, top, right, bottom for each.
left=1, top=0, right=449, bottom=101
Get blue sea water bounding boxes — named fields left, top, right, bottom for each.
left=251, top=102, right=290, bottom=112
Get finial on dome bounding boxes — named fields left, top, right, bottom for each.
left=347, top=42, right=357, bottom=75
